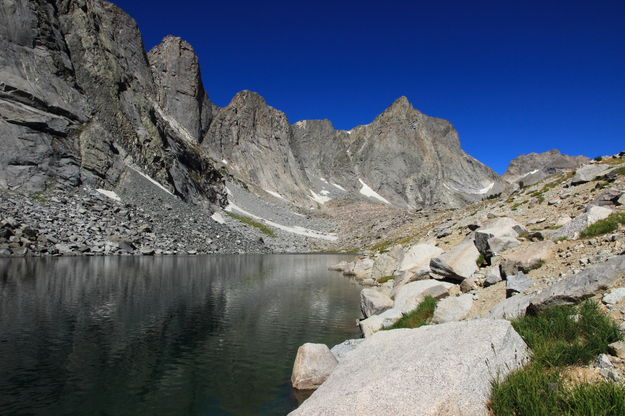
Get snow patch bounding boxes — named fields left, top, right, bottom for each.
left=265, top=189, right=286, bottom=200
left=222, top=159, right=229, bottom=165
left=211, top=212, right=225, bottom=224
left=331, top=182, right=347, bottom=192
left=358, top=179, right=391, bottom=204
left=320, top=189, right=330, bottom=196
left=128, top=165, right=175, bottom=197
left=154, top=104, right=195, bottom=144
left=96, top=189, right=121, bottom=202
left=319, top=177, right=328, bottom=184
left=225, top=202, right=337, bottom=241
left=521, top=169, right=539, bottom=178
left=310, top=189, right=331, bottom=204
left=444, top=181, right=495, bottom=195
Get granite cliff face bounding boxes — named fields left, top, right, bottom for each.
left=0, top=0, right=225, bottom=207
left=1, top=0, right=505, bottom=214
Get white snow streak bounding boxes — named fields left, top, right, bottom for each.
left=444, top=181, right=494, bottom=195
left=310, top=189, right=331, bottom=204
left=96, top=189, right=121, bottom=202
left=225, top=202, right=337, bottom=241
left=265, top=189, right=286, bottom=200
left=358, top=179, right=391, bottom=204
left=222, top=159, right=229, bottom=165
left=331, top=182, right=347, bottom=192
left=128, top=165, right=175, bottom=196
left=211, top=212, right=226, bottom=224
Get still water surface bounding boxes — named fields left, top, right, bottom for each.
left=0, top=254, right=361, bottom=415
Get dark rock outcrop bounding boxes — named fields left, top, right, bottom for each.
left=0, top=0, right=225, bottom=207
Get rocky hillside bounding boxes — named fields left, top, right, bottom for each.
left=290, top=153, right=625, bottom=414
left=503, top=149, right=589, bottom=187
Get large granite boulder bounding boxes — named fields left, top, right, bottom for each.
left=397, top=243, right=443, bottom=277
left=290, top=320, right=529, bottom=415
left=529, top=255, right=625, bottom=312
left=291, top=343, right=338, bottom=390
left=360, top=288, right=393, bottom=318
left=393, top=280, right=454, bottom=314
left=430, top=239, right=480, bottom=281
left=488, top=255, right=625, bottom=319
left=432, top=294, right=473, bottom=324
left=474, top=217, right=526, bottom=257
left=500, top=241, right=555, bottom=277
left=370, top=246, right=404, bottom=280
left=552, top=205, right=613, bottom=240
left=571, top=164, right=613, bottom=185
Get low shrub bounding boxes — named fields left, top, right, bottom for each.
left=580, top=213, right=625, bottom=238
left=385, top=296, right=438, bottom=330
left=377, top=275, right=396, bottom=284
left=225, top=211, right=276, bottom=237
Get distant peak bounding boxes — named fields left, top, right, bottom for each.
left=149, top=35, right=195, bottom=55
left=229, top=90, right=267, bottom=107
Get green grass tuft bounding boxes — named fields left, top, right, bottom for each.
left=377, top=275, right=396, bottom=284
left=385, top=296, right=438, bottom=330
left=513, top=301, right=621, bottom=368
left=490, top=301, right=624, bottom=416
left=476, top=253, right=486, bottom=267
left=580, top=212, right=625, bottom=238
left=225, top=211, right=276, bottom=237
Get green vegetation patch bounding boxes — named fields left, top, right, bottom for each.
left=476, top=253, right=486, bottom=267
left=513, top=301, right=621, bottom=368
left=490, top=301, right=624, bottom=416
left=225, top=211, right=276, bottom=237
left=580, top=212, right=625, bottom=238
left=377, top=275, right=396, bottom=284
left=385, top=296, right=438, bottom=330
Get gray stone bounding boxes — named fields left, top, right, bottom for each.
left=291, top=343, right=338, bottom=390
left=608, top=341, right=625, bottom=358
left=360, top=288, right=393, bottom=318
left=500, top=241, right=554, bottom=277
left=603, top=287, right=625, bottom=305
left=397, top=243, right=443, bottom=277
left=487, top=295, right=532, bottom=320
left=328, top=261, right=349, bottom=271
left=487, top=236, right=521, bottom=255
left=618, top=194, right=625, bottom=206
left=352, top=258, right=375, bottom=280
left=393, top=280, right=454, bottom=314
left=330, top=339, right=365, bottom=361
left=552, top=205, right=613, bottom=240
left=430, top=239, right=480, bottom=281
left=571, top=164, right=613, bottom=185
left=475, top=217, right=526, bottom=257
left=432, top=294, right=473, bottom=323
left=370, top=246, right=403, bottom=280
left=290, top=320, right=529, bottom=416
left=529, top=255, right=625, bottom=312
left=484, top=267, right=502, bottom=286
left=506, top=272, right=533, bottom=297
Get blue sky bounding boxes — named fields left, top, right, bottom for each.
left=112, top=0, right=624, bottom=173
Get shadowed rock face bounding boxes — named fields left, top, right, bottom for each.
left=503, top=149, right=589, bottom=185
left=0, top=0, right=225, bottom=207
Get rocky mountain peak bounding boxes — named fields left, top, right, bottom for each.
left=375, top=96, right=421, bottom=122
left=148, top=34, right=214, bottom=141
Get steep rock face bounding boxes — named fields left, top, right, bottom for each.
left=0, top=0, right=225, bottom=207
left=202, top=90, right=311, bottom=202
left=503, top=150, right=589, bottom=185
left=291, top=119, right=356, bottom=190
left=290, top=97, right=504, bottom=208
left=148, top=35, right=216, bottom=141
left=344, top=97, right=504, bottom=208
